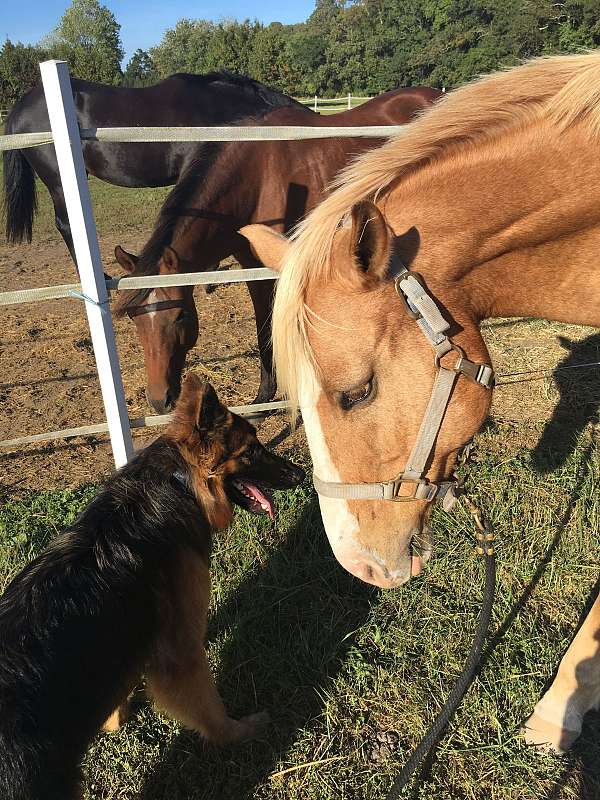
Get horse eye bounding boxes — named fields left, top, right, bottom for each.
left=340, top=379, right=373, bottom=411
left=176, top=310, right=188, bottom=323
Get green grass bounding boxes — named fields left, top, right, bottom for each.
left=2, top=420, right=600, bottom=799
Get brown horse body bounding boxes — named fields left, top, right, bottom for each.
left=114, top=86, right=441, bottom=412
left=241, top=52, right=600, bottom=753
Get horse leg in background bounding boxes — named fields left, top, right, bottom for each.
left=49, top=186, right=77, bottom=264
left=244, top=274, right=277, bottom=404
left=523, top=591, right=600, bottom=751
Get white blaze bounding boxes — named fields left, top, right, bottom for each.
left=299, top=369, right=364, bottom=571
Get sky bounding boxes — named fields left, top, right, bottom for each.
left=3, top=0, right=316, bottom=63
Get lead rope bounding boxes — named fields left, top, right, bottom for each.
left=385, top=495, right=496, bottom=799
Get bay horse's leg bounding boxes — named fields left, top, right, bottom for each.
left=51, top=187, right=112, bottom=281
left=523, top=591, right=600, bottom=751
left=237, top=253, right=277, bottom=403
left=49, top=187, right=77, bottom=265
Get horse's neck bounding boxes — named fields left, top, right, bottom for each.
left=174, top=144, right=259, bottom=268
left=392, top=121, right=600, bottom=328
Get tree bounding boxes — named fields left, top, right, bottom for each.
left=150, top=19, right=215, bottom=77
left=248, top=24, right=301, bottom=93
left=203, top=19, right=261, bottom=75
left=123, top=49, right=156, bottom=87
left=44, top=0, right=124, bottom=84
left=0, top=40, right=47, bottom=109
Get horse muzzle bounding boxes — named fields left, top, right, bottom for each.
left=145, top=386, right=178, bottom=414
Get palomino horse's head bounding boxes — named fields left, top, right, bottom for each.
left=241, top=201, right=492, bottom=588
left=115, top=246, right=199, bottom=413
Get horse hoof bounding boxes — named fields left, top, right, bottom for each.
left=252, top=385, right=277, bottom=405
left=522, top=711, right=581, bottom=753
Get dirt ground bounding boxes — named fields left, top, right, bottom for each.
left=0, top=230, right=305, bottom=493
left=2, top=217, right=599, bottom=494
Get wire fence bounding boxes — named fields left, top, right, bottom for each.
left=0, top=60, right=409, bottom=465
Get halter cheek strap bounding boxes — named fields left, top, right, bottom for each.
left=312, top=265, right=494, bottom=512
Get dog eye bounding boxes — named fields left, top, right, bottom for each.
left=339, top=378, right=373, bottom=411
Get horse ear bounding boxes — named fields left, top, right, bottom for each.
left=114, top=245, right=138, bottom=273
left=160, top=246, right=180, bottom=275
left=174, top=374, right=227, bottom=439
left=349, top=200, right=393, bottom=281
left=238, top=225, right=289, bottom=271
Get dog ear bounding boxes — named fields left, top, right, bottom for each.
left=195, top=381, right=228, bottom=438
left=174, top=374, right=228, bottom=440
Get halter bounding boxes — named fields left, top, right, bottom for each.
left=312, top=263, right=494, bottom=511
left=126, top=298, right=187, bottom=318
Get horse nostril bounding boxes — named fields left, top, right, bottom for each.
left=164, top=390, right=174, bottom=412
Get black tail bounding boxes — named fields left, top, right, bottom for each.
left=3, top=147, right=37, bottom=244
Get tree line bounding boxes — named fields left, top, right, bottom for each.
left=2, top=0, right=599, bottom=110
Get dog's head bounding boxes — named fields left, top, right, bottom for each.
left=167, top=374, right=305, bottom=529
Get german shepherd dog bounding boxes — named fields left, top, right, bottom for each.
left=0, top=375, right=304, bottom=800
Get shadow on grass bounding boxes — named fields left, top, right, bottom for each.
left=139, top=493, right=375, bottom=799
left=531, top=332, right=600, bottom=473
left=413, top=375, right=600, bottom=796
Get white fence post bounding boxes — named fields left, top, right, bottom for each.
left=40, top=60, right=134, bottom=468
left=314, top=95, right=318, bottom=112
left=347, top=92, right=351, bottom=109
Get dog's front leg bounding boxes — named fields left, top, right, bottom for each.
left=146, top=647, right=269, bottom=744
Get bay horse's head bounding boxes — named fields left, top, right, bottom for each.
left=114, top=246, right=199, bottom=413
left=241, top=201, right=492, bottom=589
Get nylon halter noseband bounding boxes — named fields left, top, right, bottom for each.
left=312, top=262, right=494, bottom=512
left=126, top=298, right=187, bottom=318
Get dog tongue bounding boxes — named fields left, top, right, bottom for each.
left=244, top=481, right=275, bottom=521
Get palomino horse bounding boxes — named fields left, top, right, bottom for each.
left=3, top=72, right=305, bottom=261
left=240, top=52, right=600, bottom=753
left=113, top=86, right=441, bottom=412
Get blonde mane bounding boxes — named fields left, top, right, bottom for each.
left=272, top=51, right=600, bottom=417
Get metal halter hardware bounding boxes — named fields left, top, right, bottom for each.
left=312, top=263, right=494, bottom=511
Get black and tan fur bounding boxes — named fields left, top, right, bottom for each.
left=0, top=375, right=304, bottom=800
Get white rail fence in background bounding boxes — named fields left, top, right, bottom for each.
left=298, top=93, right=368, bottom=111
left=0, top=60, right=409, bottom=468
left=0, top=109, right=9, bottom=122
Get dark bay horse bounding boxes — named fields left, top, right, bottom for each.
left=114, top=86, right=442, bottom=412
left=241, top=52, right=600, bottom=752
left=2, top=72, right=305, bottom=261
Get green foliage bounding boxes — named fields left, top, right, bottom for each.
left=0, top=40, right=47, bottom=109
left=44, top=0, right=124, bottom=85
left=4, top=0, right=600, bottom=115
left=123, top=49, right=156, bottom=87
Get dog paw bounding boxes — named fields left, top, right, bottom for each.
left=235, top=710, right=271, bottom=741
left=102, top=703, right=129, bottom=733
left=521, top=711, right=580, bottom=753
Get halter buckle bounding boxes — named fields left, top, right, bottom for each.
left=389, top=477, right=438, bottom=502
left=394, top=272, right=425, bottom=321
